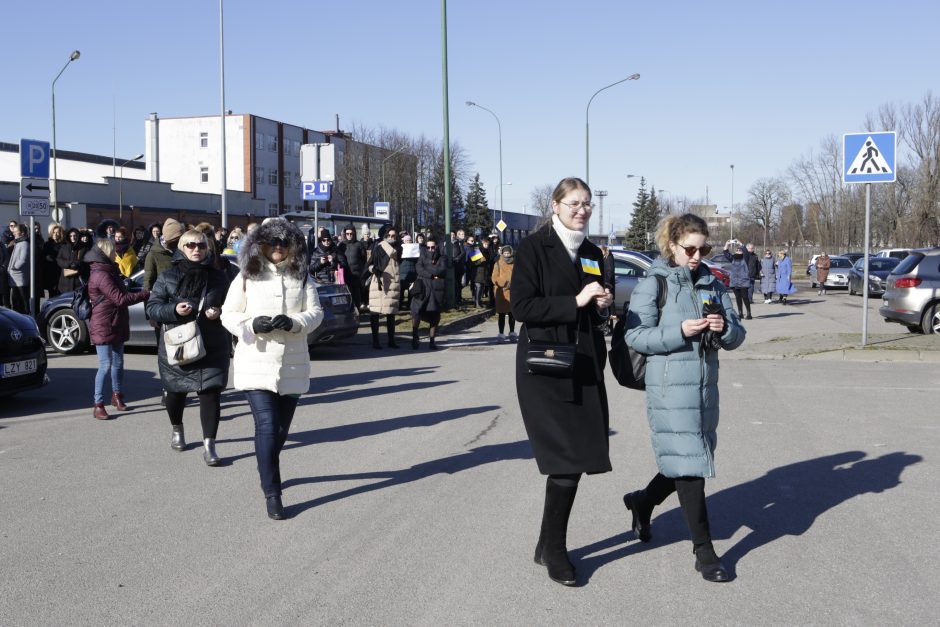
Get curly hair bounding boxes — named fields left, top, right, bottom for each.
left=656, top=213, right=709, bottom=263
left=237, top=217, right=308, bottom=280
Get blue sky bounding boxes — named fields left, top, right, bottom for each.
left=2, top=0, right=937, bottom=231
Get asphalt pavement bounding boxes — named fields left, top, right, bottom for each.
left=1, top=286, right=937, bottom=625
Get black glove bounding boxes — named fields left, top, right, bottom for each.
left=252, top=316, right=274, bottom=334
left=700, top=300, right=725, bottom=352
left=270, top=314, right=293, bottom=331
left=69, top=262, right=80, bottom=270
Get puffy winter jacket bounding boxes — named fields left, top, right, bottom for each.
left=86, top=246, right=149, bottom=345
left=221, top=260, right=323, bottom=395
left=625, top=259, right=746, bottom=478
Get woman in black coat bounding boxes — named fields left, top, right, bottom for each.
left=409, top=235, right=447, bottom=350
left=146, top=229, right=231, bottom=466
left=512, top=177, right=613, bottom=587
left=56, top=228, right=90, bottom=294
left=42, top=223, right=65, bottom=297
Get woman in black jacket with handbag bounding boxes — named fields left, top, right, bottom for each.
left=146, top=229, right=231, bottom=466
left=512, top=177, right=613, bottom=587
left=409, top=234, right=447, bottom=350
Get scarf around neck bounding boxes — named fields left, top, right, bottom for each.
left=551, top=214, right=587, bottom=261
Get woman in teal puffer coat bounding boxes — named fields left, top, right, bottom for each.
left=622, top=213, right=745, bottom=583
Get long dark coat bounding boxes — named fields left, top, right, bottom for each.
left=56, top=239, right=90, bottom=294
left=410, top=249, right=447, bottom=319
left=512, top=224, right=611, bottom=475
left=145, top=254, right=231, bottom=394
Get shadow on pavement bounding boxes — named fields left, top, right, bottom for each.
left=573, top=450, right=922, bottom=583
left=304, top=379, right=458, bottom=406
left=309, top=367, right=440, bottom=394
left=283, top=439, right=533, bottom=516
left=0, top=367, right=162, bottom=418
left=756, top=312, right=804, bottom=319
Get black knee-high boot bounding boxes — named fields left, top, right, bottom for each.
left=623, top=472, right=675, bottom=542
left=676, top=477, right=729, bottom=582
left=370, top=315, right=381, bottom=349
left=534, top=476, right=579, bottom=586
left=386, top=314, right=398, bottom=348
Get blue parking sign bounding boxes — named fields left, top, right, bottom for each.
left=302, top=181, right=332, bottom=201
left=21, top=139, right=50, bottom=178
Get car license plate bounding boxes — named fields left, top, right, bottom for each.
left=2, top=359, right=37, bottom=378
left=332, top=296, right=348, bottom=306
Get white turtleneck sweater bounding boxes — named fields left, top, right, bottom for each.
left=551, top=214, right=587, bottom=261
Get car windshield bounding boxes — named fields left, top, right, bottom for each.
left=829, top=258, right=853, bottom=268
left=859, top=258, right=900, bottom=271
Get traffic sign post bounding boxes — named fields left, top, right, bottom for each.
left=843, top=131, right=897, bottom=348
left=374, top=202, right=390, bottom=219
left=300, top=143, right=336, bottom=237
left=20, top=139, right=51, bottom=318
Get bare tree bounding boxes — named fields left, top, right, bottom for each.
left=529, top=184, right=554, bottom=223
left=746, top=177, right=790, bottom=248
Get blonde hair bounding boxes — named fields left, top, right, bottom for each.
left=655, top=213, right=709, bottom=263
left=777, top=250, right=788, bottom=259
left=227, top=227, right=244, bottom=244
left=96, top=238, right=116, bottom=260
left=178, top=229, right=209, bottom=249
left=551, top=177, right=591, bottom=204
left=47, top=222, right=63, bottom=241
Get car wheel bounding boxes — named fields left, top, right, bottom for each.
left=921, top=303, right=940, bottom=335
left=47, top=308, right=89, bottom=354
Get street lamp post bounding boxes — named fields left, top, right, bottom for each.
left=219, top=0, right=229, bottom=227
left=118, top=153, right=145, bottom=222
left=381, top=145, right=408, bottom=200
left=729, top=164, right=735, bottom=241
left=465, top=100, right=503, bottom=222
left=51, top=50, right=81, bottom=213
left=585, top=73, right=640, bottom=186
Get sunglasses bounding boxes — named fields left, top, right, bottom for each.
left=184, top=242, right=208, bottom=250
left=344, top=231, right=354, bottom=236
left=427, top=245, right=437, bottom=250
left=676, top=243, right=712, bottom=257
left=267, top=238, right=289, bottom=248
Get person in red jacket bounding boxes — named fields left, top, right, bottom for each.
left=86, top=238, right=150, bottom=419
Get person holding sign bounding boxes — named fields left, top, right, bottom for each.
left=511, top=177, right=613, bottom=586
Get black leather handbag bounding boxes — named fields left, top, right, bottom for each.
left=525, top=315, right=579, bottom=377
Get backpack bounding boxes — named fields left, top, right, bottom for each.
left=72, top=279, right=104, bottom=321
left=608, top=274, right=667, bottom=390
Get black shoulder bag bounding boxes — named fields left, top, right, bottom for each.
left=525, top=313, right=579, bottom=377
left=608, top=274, right=667, bottom=390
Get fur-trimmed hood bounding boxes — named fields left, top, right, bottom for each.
left=237, top=217, right=308, bottom=280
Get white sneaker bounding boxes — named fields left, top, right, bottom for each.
left=497, top=333, right=506, bottom=342
left=508, top=332, right=518, bottom=341
left=763, top=298, right=771, bottom=304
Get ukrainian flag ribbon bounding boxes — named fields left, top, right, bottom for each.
left=580, top=258, right=601, bottom=276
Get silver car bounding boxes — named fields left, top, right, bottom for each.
left=879, top=247, right=940, bottom=334
left=808, top=256, right=853, bottom=289
left=611, top=251, right=652, bottom=315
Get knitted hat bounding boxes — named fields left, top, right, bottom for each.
left=162, top=218, right=184, bottom=243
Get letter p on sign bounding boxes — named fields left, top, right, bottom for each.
left=20, top=139, right=50, bottom=178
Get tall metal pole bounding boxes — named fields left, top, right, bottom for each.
left=219, top=0, right=229, bottom=228
left=51, top=51, right=80, bottom=218
left=594, top=190, right=608, bottom=242
left=466, top=101, right=503, bottom=222
left=862, top=183, right=872, bottom=347
left=729, top=164, right=735, bottom=241
left=381, top=145, right=408, bottom=200
left=585, top=73, right=640, bottom=186
left=441, top=0, right=454, bottom=308
left=118, top=154, right=144, bottom=222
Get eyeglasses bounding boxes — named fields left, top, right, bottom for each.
left=183, top=242, right=208, bottom=250
left=267, top=238, right=289, bottom=248
left=344, top=231, right=354, bottom=236
left=676, top=242, right=712, bottom=257
left=427, top=245, right=437, bottom=250
left=559, top=200, right=595, bottom=211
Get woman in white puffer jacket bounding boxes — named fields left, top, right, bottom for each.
left=221, top=218, right=323, bottom=520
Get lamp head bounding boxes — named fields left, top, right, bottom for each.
left=70, top=50, right=81, bottom=61
left=465, top=101, right=475, bottom=107
left=628, top=73, right=640, bottom=80
left=133, top=153, right=144, bottom=160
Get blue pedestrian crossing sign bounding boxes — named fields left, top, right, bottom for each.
left=843, top=132, right=896, bottom=184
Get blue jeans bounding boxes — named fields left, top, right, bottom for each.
left=94, top=343, right=125, bottom=404
left=246, top=390, right=299, bottom=498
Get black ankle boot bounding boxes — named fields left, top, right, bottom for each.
left=266, top=495, right=286, bottom=520
left=412, top=329, right=419, bottom=350
left=694, top=543, right=730, bottom=582
left=623, top=490, right=654, bottom=542
left=429, top=337, right=438, bottom=350
left=534, top=480, right=578, bottom=586
left=170, top=425, right=185, bottom=451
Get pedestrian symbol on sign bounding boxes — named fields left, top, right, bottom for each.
left=847, top=136, right=892, bottom=175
